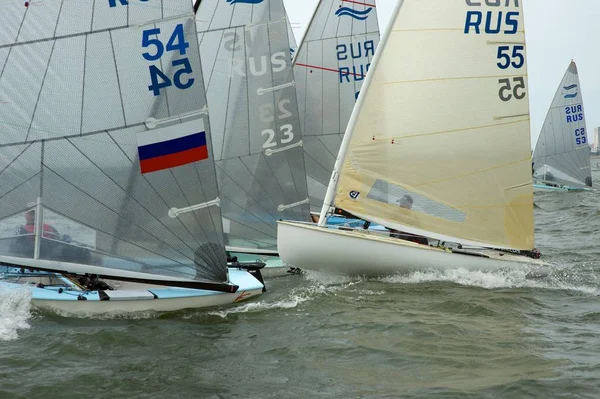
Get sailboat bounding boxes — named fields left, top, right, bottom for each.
left=532, top=61, right=592, bottom=191
left=277, top=0, right=548, bottom=275
left=195, top=0, right=311, bottom=277
left=0, top=0, right=265, bottom=315
left=293, top=0, right=380, bottom=225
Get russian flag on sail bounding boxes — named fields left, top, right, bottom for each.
left=137, top=119, right=208, bottom=174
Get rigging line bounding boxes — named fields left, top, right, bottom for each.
left=410, top=156, right=533, bottom=189
left=379, top=118, right=528, bottom=141
left=40, top=164, right=199, bottom=269
left=25, top=39, right=57, bottom=142
left=216, top=161, right=284, bottom=224
left=217, top=29, right=238, bottom=162
left=53, top=0, right=67, bottom=38
left=185, top=22, right=225, bottom=259
left=0, top=142, right=33, bottom=181
left=342, top=0, right=377, bottom=7
left=109, top=29, right=128, bottom=127
left=0, top=171, right=40, bottom=205
left=295, top=63, right=363, bottom=78
left=0, top=0, right=29, bottom=81
left=384, top=73, right=529, bottom=86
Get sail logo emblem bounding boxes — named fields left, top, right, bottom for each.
left=335, top=6, right=373, bottom=20
left=226, top=0, right=264, bottom=5
left=563, top=84, right=578, bottom=99
left=349, top=191, right=361, bottom=199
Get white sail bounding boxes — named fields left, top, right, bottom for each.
left=294, top=0, right=380, bottom=212
left=532, top=61, right=592, bottom=188
left=0, top=0, right=234, bottom=288
left=323, top=0, right=534, bottom=250
left=196, top=0, right=310, bottom=251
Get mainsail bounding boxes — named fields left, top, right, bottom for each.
left=532, top=61, right=592, bottom=188
left=322, top=0, right=534, bottom=250
left=294, top=0, right=380, bottom=212
left=0, top=1, right=231, bottom=287
left=196, top=0, right=310, bottom=251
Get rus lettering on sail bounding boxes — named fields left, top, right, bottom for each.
left=464, top=0, right=520, bottom=35
left=224, top=32, right=288, bottom=77
left=336, top=40, right=375, bottom=84
left=565, top=105, right=584, bottom=123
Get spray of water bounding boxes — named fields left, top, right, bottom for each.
left=0, top=286, right=33, bottom=341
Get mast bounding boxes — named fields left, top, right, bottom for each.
left=318, top=0, right=403, bottom=226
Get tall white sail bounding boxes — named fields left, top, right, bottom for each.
left=532, top=61, right=592, bottom=188
left=0, top=1, right=232, bottom=288
left=196, top=0, right=310, bottom=251
left=326, top=0, right=534, bottom=250
left=294, top=0, right=379, bottom=212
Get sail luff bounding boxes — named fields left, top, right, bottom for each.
left=318, top=0, right=400, bottom=226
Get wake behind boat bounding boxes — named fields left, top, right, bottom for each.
left=532, top=61, right=593, bottom=191
left=278, top=0, right=547, bottom=275
left=0, top=0, right=265, bottom=315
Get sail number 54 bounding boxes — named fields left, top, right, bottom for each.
left=142, top=24, right=195, bottom=96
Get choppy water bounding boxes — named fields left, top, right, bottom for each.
left=1, top=163, right=600, bottom=398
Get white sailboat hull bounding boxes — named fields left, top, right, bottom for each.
left=0, top=268, right=264, bottom=316
left=277, top=221, right=548, bottom=276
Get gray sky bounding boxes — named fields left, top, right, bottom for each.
left=284, top=0, right=600, bottom=147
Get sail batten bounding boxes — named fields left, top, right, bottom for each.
left=326, top=0, right=534, bottom=250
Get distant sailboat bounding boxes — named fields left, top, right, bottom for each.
left=532, top=61, right=592, bottom=191
left=0, top=0, right=265, bottom=314
left=293, top=0, right=380, bottom=221
left=195, top=0, right=310, bottom=276
left=277, top=0, right=546, bottom=275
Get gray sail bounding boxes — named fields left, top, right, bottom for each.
left=533, top=61, right=592, bottom=188
left=293, top=0, right=380, bottom=212
left=196, top=0, right=310, bottom=251
left=0, top=0, right=230, bottom=284
left=286, top=8, right=298, bottom=59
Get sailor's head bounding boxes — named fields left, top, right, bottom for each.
left=25, top=209, right=35, bottom=224
left=397, top=195, right=413, bottom=210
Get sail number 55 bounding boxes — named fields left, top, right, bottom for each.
left=142, top=24, right=195, bottom=96
left=498, top=77, right=525, bottom=102
left=496, top=45, right=524, bottom=69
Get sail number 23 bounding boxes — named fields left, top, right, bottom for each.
left=142, top=24, right=194, bottom=96
left=260, top=100, right=295, bottom=149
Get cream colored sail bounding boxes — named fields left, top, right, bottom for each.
left=328, top=0, right=534, bottom=250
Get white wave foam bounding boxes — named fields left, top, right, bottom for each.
left=208, top=274, right=361, bottom=318
left=0, top=286, right=32, bottom=341
left=380, top=268, right=600, bottom=296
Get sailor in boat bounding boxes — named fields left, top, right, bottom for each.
left=388, top=195, right=429, bottom=246
left=10, top=209, right=90, bottom=263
